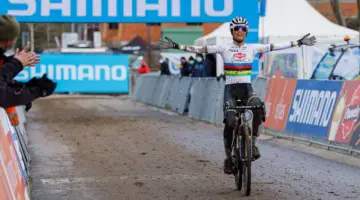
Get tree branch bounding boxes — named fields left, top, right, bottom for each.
left=330, top=0, right=345, bottom=26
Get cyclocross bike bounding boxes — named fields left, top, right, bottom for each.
left=227, top=99, right=264, bottom=196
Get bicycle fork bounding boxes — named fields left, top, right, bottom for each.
left=246, top=122, right=254, bottom=162
left=241, top=116, right=254, bottom=162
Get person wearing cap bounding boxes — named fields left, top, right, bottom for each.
left=0, top=14, right=56, bottom=109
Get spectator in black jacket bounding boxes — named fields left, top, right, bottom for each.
left=0, top=15, right=56, bottom=109
left=180, top=57, right=192, bottom=76
left=160, top=58, right=171, bottom=75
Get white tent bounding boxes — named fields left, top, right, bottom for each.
left=195, top=0, right=359, bottom=46
left=194, top=22, right=231, bottom=46
left=259, top=0, right=359, bottom=43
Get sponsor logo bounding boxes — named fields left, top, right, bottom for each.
left=343, top=106, right=359, bottom=121
left=17, top=64, right=127, bottom=81
left=289, top=89, right=338, bottom=127
left=6, top=0, right=234, bottom=18
left=233, top=52, right=246, bottom=59
left=341, top=85, right=360, bottom=137
left=274, top=103, right=286, bottom=120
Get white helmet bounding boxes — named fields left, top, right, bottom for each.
left=229, top=17, right=249, bottom=30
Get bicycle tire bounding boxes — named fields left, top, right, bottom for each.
left=234, top=149, right=242, bottom=190
left=243, top=125, right=252, bottom=196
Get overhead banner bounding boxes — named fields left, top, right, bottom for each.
left=15, top=54, right=129, bottom=93
left=0, top=0, right=260, bottom=24
left=285, top=80, right=344, bottom=139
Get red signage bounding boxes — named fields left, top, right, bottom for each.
left=328, top=81, right=360, bottom=144
left=263, top=75, right=297, bottom=131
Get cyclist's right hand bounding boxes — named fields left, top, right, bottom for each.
left=157, top=36, right=180, bottom=49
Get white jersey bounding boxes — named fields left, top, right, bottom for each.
left=207, top=43, right=273, bottom=85
left=182, top=41, right=297, bottom=85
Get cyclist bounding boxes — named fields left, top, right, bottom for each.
left=157, top=17, right=316, bottom=174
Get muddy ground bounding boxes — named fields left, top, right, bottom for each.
left=27, top=95, right=360, bottom=200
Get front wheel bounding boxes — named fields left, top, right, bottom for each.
left=243, top=125, right=252, bottom=196
left=234, top=150, right=242, bottom=190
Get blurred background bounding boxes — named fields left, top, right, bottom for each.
left=12, top=0, right=360, bottom=85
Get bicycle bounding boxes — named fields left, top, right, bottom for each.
left=227, top=100, right=264, bottom=196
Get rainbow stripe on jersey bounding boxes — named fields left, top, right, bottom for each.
left=224, top=63, right=252, bottom=76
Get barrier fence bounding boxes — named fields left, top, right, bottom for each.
left=132, top=74, right=360, bottom=154
left=0, top=106, right=30, bottom=200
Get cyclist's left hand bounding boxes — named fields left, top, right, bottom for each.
left=297, top=33, right=316, bottom=46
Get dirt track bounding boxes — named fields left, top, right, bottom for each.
left=27, top=95, right=360, bottom=200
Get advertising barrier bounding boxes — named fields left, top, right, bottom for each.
left=0, top=108, right=29, bottom=200
left=251, top=76, right=269, bottom=101
left=350, top=122, right=360, bottom=150
left=263, top=77, right=297, bottom=131
left=15, top=54, right=130, bottom=93
left=133, top=75, right=360, bottom=153
left=328, top=81, right=360, bottom=145
left=285, top=80, right=343, bottom=139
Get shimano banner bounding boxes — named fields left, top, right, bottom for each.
left=285, top=80, right=344, bottom=139
left=15, top=54, right=129, bottom=93
left=0, top=0, right=259, bottom=24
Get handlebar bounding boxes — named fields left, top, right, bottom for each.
left=227, top=105, right=263, bottom=109
left=226, top=105, right=264, bottom=113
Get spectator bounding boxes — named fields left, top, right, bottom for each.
left=138, top=60, right=150, bottom=74
left=160, top=58, right=171, bottom=75
left=188, top=56, right=195, bottom=76
left=180, top=57, right=192, bottom=76
left=192, top=53, right=206, bottom=77
left=205, top=54, right=217, bottom=77
left=0, top=14, right=56, bottom=109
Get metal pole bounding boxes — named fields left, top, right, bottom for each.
left=47, top=24, right=50, bottom=49
left=147, top=24, right=152, bottom=68
left=29, top=23, right=34, bottom=52
left=84, top=24, right=88, bottom=41
left=71, top=23, right=75, bottom=32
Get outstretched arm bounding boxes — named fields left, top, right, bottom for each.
left=256, top=33, right=317, bottom=53
left=157, top=37, right=223, bottom=54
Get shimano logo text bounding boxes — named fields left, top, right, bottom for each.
left=289, top=89, right=337, bottom=127
left=17, top=64, right=127, bottom=81
left=7, top=0, right=233, bottom=17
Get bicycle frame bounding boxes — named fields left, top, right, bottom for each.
left=232, top=110, right=254, bottom=162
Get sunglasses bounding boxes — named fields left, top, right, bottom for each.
left=233, top=26, right=248, bottom=32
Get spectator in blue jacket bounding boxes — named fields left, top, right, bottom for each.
left=192, top=53, right=206, bottom=77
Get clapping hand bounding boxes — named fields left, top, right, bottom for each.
left=14, top=42, right=40, bottom=67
